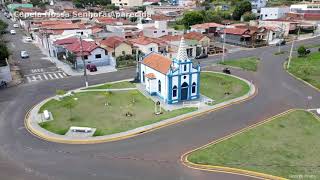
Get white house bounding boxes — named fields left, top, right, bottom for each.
left=250, top=0, right=267, bottom=13
left=140, top=37, right=201, bottom=104
left=260, top=7, right=290, bottom=20
left=290, top=2, right=320, bottom=13
left=111, top=0, right=143, bottom=7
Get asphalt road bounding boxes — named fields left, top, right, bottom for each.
left=0, top=15, right=320, bottom=180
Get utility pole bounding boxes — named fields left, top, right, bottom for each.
left=222, top=26, right=226, bottom=63
left=287, top=25, right=301, bottom=70
left=78, top=33, right=88, bottom=87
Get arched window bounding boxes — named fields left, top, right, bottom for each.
left=172, top=86, right=177, bottom=97
left=192, top=82, right=196, bottom=93
left=142, top=71, right=145, bottom=82
left=158, top=80, right=161, bottom=93
left=184, top=64, right=187, bottom=71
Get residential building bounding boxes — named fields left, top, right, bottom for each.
left=61, top=39, right=114, bottom=69
left=290, top=2, right=320, bottom=14
left=260, top=7, right=290, bottom=20
left=99, top=36, right=133, bottom=58
left=190, top=22, right=224, bottom=35
left=129, top=36, right=168, bottom=55
left=111, top=0, right=143, bottom=7
left=146, top=5, right=185, bottom=15
left=220, top=27, right=266, bottom=47
left=258, top=19, right=299, bottom=36
left=140, top=37, right=200, bottom=104
left=250, top=0, right=267, bottom=13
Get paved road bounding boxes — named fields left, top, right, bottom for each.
left=0, top=16, right=320, bottom=180
left=1, top=15, right=68, bottom=84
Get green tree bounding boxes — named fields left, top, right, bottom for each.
left=232, top=0, right=252, bottom=20
left=181, top=11, right=204, bottom=29
left=297, top=45, right=307, bottom=57
left=66, top=52, right=77, bottom=65
left=0, top=20, right=8, bottom=34
left=242, top=12, right=257, bottom=21
left=0, top=43, right=9, bottom=66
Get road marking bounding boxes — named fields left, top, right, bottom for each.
left=53, top=73, right=59, bottom=79
left=57, top=72, right=64, bottom=78
left=48, top=74, right=53, bottom=79
left=43, top=74, right=48, bottom=80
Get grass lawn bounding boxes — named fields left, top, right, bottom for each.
left=85, top=81, right=135, bottom=90
left=288, top=52, right=320, bottom=89
left=200, top=72, right=250, bottom=105
left=39, top=90, right=196, bottom=136
left=188, top=110, right=320, bottom=178
left=218, top=57, right=259, bottom=72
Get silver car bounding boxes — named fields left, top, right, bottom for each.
left=20, top=51, right=29, bottom=58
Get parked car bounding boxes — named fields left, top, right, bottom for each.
left=306, top=48, right=311, bottom=54
left=222, top=68, right=231, bottom=74
left=25, top=37, right=32, bottom=42
left=86, top=64, right=97, bottom=72
left=0, top=81, right=7, bottom=89
left=20, top=51, right=29, bottom=58
left=195, top=54, right=208, bottom=59
left=10, top=30, right=16, bottom=35
left=13, top=24, right=19, bottom=28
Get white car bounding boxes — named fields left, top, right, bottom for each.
left=13, top=24, right=19, bottom=28
left=25, top=37, right=32, bottom=42
left=10, top=30, right=16, bottom=35
left=20, top=51, right=29, bottom=58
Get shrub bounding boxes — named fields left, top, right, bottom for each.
left=297, top=45, right=307, bottom=57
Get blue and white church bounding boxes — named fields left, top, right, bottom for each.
left=140, top=37, right=201, bottom=104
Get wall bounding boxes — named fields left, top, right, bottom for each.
left=74, top=48, right=112, bottom=68
left=135, top=43, right=158, bottom=54
left=260, top=7, right=290, bottom=20
left=114, top=43, right=132, bottom=57
left=0, top=60, right=12, bottom=83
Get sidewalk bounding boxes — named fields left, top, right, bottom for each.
left=25, top=73, right=257, bottom=144
left=33, top=42, right=117, bottom=76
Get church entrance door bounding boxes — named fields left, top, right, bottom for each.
left=181, top=82, right=188, bottom=101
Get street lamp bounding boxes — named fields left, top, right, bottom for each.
left=287, top=25, right=301, bottom=70
left=77, top=32, right=88, bottom=87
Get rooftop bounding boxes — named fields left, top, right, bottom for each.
left=142, top=53, right=172, bottom=74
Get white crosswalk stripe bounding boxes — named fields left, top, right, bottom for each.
left=25, top=72, right=68, bottom=83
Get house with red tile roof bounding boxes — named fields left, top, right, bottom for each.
left=140, top=37, right=200, bottom=104
left=98, top=36, right=132, bottom=58
left=220, top=27, right=266, bottom=47
left=190, top=22, right=224, bottom=35
left=52, top=38, right=115, bottom=69
left=129, top=36, right=168, bottom=55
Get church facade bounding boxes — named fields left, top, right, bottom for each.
left=140, top=37, right=201, bottom=104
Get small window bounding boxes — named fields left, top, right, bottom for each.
left=184, top=65, right=187, bottom=71
left=83, top=55, right=88, bottom=60
left=154, top=31, right=157, bottom=33
left=172, top=86, right=177, bottom=97
left=105, top=50, right=108, bottom=55
left=95, top=54, right=101, bottom=59
left=142, top=71, right=145, bottom=82
left=158, top=80, right=161, bottom=93
left=162, top=30, right=165, bottom=33
left=192, top=82, right=196, bottom=93
left=183, top=76, right=187, bottom=79
left=149, top=48, right=154, bottom=52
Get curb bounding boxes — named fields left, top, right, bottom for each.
left=180, top=109, right=308, bottom=180
left=283, top=61, right=320, bottom=93
left=25, top=72, right=257, bottom=144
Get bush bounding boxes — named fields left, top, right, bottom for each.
left=242, top=12, right=257, bottom=22
left=297, top=45, right=307, bottom=57
left=318, top=48, right=320, bottom=52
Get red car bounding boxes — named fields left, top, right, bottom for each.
left=86, top=64, right=97, bottom=72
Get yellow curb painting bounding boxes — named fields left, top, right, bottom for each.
left=24, top=72, right=258, bottom=144
left=180, top=109, right=306, bottom=180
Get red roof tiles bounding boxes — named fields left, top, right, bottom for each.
left=100, top=36, right=128, bottom=48
left=223, top=28, right=250, bottom=35
left=145, top=73, right=156, bottom=79
left=54, top=37, right=79, bottom=45
left=65, top=40, right=99, bottom=56
left=142, top=53, right=172, bottom=74
left=191, top=23, right=224, bottom=29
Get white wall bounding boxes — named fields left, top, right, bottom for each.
left=260, top=7, right=290, bottom=20
left=135, top=43, right=158, bottom=54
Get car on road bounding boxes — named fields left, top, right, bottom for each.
left=20, top=51, right=29, bottom=58
left=86, top=64, right=97, bottom=72
left=195, top=54, right=208, bottom=59
left=222, top=68, right=231, bottom=74
left=25, top=37, right=32, bottom=42
left=13, top=24, right=19, bottom=28
left=10, top=30, right=16, bottom=35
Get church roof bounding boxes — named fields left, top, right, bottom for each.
left=141, top=53, right=172, bottom=74
left=176, top=37, right=189, bottom=61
